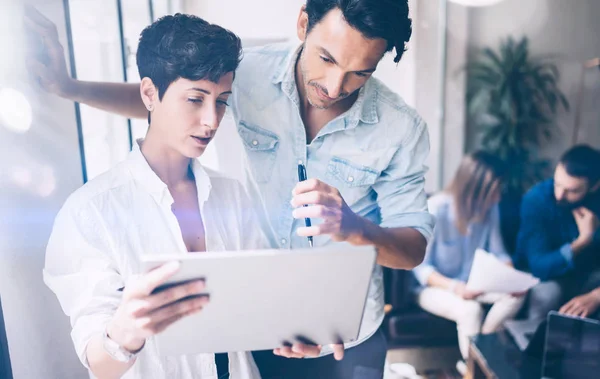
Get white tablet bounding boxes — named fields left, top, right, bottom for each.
left=140, top=244, right=376, bottom=356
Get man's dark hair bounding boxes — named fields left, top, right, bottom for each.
left=136, top=13, right=242, bottom=100
left=305, top=0, right=412, bottom=63
left=559, top=144, right=600, bottom=185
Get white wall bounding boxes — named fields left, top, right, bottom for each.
left=413, top=1, right=469, bottom=191
left=0, top=1, right=87, bottom=378
left=467, top=0, right=600, bottom=162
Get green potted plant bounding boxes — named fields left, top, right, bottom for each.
left=466, top=36, right=569, bottom=252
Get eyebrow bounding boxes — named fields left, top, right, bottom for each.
left=189, top=88, right=232, bottom=96
left=317, top=47, right=377, bottom=74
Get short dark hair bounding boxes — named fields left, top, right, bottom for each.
left=304, top=0, right=412, bottom=63
left=136, top=13, right=242, bottom=101
left=559, top=144, right=600, bottom=185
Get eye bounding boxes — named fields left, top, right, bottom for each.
left=188, top=98, right=203, bottom=104
left=355, top=72, right=369, bottom=78
left=217, top=100, right=229, bottom=107
left=320, top=56, right=333, bottom=64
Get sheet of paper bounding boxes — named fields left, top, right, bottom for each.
left=466, top=249, right=539, bottom=293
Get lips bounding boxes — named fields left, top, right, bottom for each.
left=191, top=135, right=211, bottom=145
left=314, top=86, right=332, bottom=101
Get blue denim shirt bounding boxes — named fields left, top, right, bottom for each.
left=413, top=193, right=511, bottom=286
left=229, top=43, right=435, bottom=352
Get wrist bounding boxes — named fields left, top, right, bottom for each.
left=106, top=321, right=145, bottom=353
left=57, top=77, right=78, bottom=99
left=572, top=235, right=592, bottom=253
left=346, top=214, right=370, bottom=245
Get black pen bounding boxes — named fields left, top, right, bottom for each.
left=297, top=163, right=314, bottom=247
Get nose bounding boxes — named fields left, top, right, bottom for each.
left=555, top=188, right=565, bottom=201
left=201, top=103, right=219, bottom=130
left=326, top=71, right=346, bottom=99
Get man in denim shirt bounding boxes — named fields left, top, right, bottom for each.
left=516, top=145, right=600, bottom=321
left=27, top=1, right=434, bottom=377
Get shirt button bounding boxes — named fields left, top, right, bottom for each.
left=281, top=238, right=287, bottom=245
left=252, top=140, right=259, bottom=146
left=347, top=176, right=355, bottom=182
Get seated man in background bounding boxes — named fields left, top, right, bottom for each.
left=44, top=14, right=267, bottom=379
left=413, top=151, right=525, bottom=374
left=516, top=145, right=600, bottom=321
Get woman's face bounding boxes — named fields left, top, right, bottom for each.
left=147, top=73, right=234, bottom=158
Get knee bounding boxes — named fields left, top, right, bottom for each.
left=528, top=281, right=563, bottom=319
left=457, top=301, right=484, bottom=325
left=529, top=281, right=562, bottom=306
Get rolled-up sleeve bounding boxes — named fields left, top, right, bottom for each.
left=372, top=118, right=434, bottom=243
left=43, top=202, right=123, bottom=369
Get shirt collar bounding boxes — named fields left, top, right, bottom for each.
left=272, top=44, right=379, bottom=126
left=127, top=139, right=212, bottom=205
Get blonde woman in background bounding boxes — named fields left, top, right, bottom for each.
left=413, top=151, right=525, bottom=374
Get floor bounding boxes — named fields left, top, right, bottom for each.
left=384, top=346, right=463, bottom=379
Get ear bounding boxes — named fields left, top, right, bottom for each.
left=140, top=77, right=158, bottom=110
left=297, top=5, right=309, bottom=42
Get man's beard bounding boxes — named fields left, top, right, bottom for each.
left=557, top=192, right=596, bottom=210
left=298, top=51, right=348, bottom=110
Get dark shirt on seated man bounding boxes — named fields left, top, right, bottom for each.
left=516, top=145, right=600, bottom=320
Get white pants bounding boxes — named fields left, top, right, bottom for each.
left=417, top=287, right=525, bottom=359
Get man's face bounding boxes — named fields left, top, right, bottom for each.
left=149, top=74, right=233, bottom=158
left=553, top=163, right=592, bottom=208
left=297, top=8, right=388, bottom=110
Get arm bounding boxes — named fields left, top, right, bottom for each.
left=44, top=203, right=133, bottom=379
left=25, top=5, right=146, bottom=119
left=291, top=119, right=433, bottom=269
left=359, top=117, right=433, bottom=269
left=516, top=192, right=574, bottom=281
left=44, top=202, right=206, bottom=378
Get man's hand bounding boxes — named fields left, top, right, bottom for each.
left=107, top=261, right=209, bottom=352
left=274, top=343, right=345, bottom=361
left=23, top=5, right=74, bottom=96
left=559, top=289, right=600, bottom=318
left=573, top=207, right=599, bottom=245
left=453, top=282, right=483, bottom=300
left=291, top=179, right=363, bottom=243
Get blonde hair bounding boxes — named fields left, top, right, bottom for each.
left=447, top=151, right=504, bottom=234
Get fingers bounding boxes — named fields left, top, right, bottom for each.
left=296, top=224, right=335, bottom=237
left=291, top=191, right=338, bottom=208
left=273, top=346, right=304, bottom=359
left=146, top=280, right=206, bottom=310
left=132, top=296, right=208, bottom=338
left=560, top=301, right=576, bottom=315
left=332, top=344, right=345, bottom=361
left=127, top=261, right=181, bottom=298
left=292, top=179, right=331, bottom=196
left=144, top=296, right=208, bottom=325
left=292, top=343, right=321, bottom=357
left=292, top=205, right=334, bottom=220
left=24, top=4, right=59, bottom=40
left=273, top=343, right=322, bottom=359
left=151, top=306, right=203, bottom=335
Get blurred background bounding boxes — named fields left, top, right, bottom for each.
left=0, top=0, right=598, bottom=378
